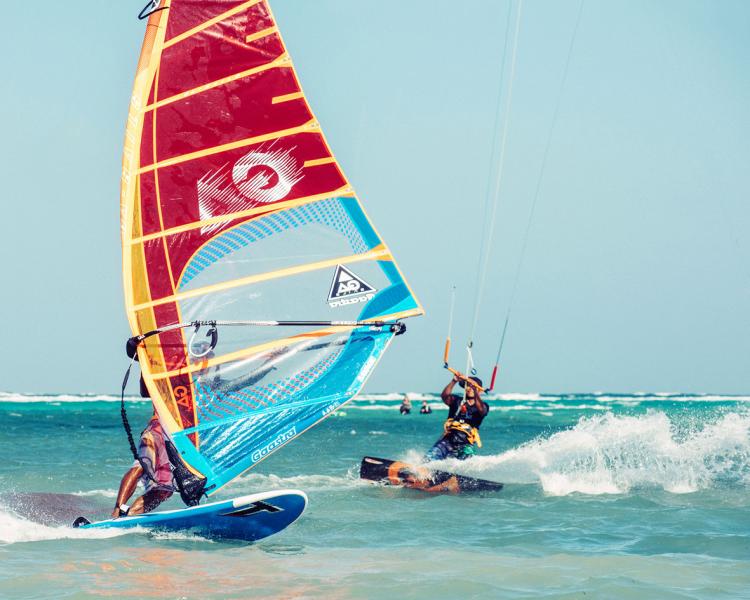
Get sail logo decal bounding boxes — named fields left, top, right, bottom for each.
left=328, top=265, right=376, bottom=308
left=223, top=500, right=282, bottom=517
left=197, top=145, right=303, bottom=233
left=251, top=427, right=297, bottom=463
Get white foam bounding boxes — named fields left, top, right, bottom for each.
left=432, top=410, right=750, bottom=496
left=150, top=530, right=214, bottom=543
left=72, top=489, right=118, bottom=499
left=233, top=472, right=366, bottom=492
left=0, top=508, right=135, bottom=544
left=2, top=390, right=749, bottom=406
left=495, top=393, right=543, bottom=401
left=0, top=392, right=143, bottom=403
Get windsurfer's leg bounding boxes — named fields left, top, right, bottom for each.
left=128, top=490, right=173, bottom=515
left=112, top=466, right=141, bottom=519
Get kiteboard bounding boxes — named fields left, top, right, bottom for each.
left=73, top=490, right=307, bottom=542
left=360, top=456, right=503, bottom=494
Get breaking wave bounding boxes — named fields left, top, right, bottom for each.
left=435, top=410, right=750, bottom=496
left=0, top=392, right=143, bottom=403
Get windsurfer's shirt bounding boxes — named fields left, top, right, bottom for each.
left=134, top=417, right=174, bottom=494
left=446, top=394, right=489, bottom=428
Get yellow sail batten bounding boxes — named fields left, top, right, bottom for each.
left=303, top=157, right=337, bottom=168
left=128, top=187, right=354, bottom=245
left=245, top=26, right=278, bottom=44
left=272, top=91, right=304, bottom=105
left=163, top=0, right=263, bottom=49
left=144, top=55, right=290, bottom=113
left=132, top=246, right=390, bottom=311
left=138, top=120, right=319, bottom=174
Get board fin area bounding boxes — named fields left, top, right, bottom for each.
left=360, top=456, right=503, bottom=494
left=73, top=490, right=307, bottom=542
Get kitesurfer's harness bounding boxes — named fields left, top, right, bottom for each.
left=443, top=418, right=482, bottom=448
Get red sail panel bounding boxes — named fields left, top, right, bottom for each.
left=164, top=0, right=253, bottom=42
left=151, top=68, right=313, bottom=164
left=160, top=3, right=282, bottom=98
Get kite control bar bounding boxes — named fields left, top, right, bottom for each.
left=445, top=366, right=485, bottom=392
left=441, top=285, right=498, bottom=393
left=126, top=318, right=406, bottom=359
left=442, top=337, right=498, bottom=394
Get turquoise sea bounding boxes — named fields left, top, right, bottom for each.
left=1, top=392, right=749, bottom=599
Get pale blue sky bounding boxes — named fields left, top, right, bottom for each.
left=1, top=1, right=748, bottom=394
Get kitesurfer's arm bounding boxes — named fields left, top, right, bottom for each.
left=473, top=394, right=488, bottom=416
left=112, top=465, right=142, bottom=518
left=441, top=377, right=459, bottom=406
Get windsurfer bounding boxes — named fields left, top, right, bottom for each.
left=112, top=379, right=174, bottom=518
left=423, top=375, right=488, bottom=461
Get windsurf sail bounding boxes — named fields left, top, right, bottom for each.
left=121, top=0, right=423, bottom=501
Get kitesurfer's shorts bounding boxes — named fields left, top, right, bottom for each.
left=423, top=433, right=475, bottom=462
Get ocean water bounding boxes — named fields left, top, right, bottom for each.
left=1, top=392, right=749, bottom=599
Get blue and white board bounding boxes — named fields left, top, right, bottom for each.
left=77, top=490, right=307, bottom=542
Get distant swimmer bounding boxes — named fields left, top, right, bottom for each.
left=111, top=379, right=174, bottom=518
left=423, top=375, right=489, bottom=461
left=399, top=394, right=412, bottom=415
left=420, top=401, right=432, bottom=414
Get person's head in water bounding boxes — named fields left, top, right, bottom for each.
left=459, top=376, right=483, bottom=403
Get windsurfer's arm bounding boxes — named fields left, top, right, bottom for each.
left=441, top=377, right=459, bottom=406
left=112, top=464, right=142, bottom=518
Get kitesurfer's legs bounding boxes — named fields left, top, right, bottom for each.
left=423, top=433, right=474, bottom=463
left=456, top=444, right=476, bottom=460
left=423, top=436, right=457, bottom=462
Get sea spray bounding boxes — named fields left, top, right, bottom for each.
left=233, top=472, right=368, bottom=492
left=0, top=506, right=133, bottom=544
left=2, top=393, right=750, bottom=598
left=433, top=410, right=750, bottom=495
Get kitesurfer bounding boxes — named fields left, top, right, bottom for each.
left=420, top=400, right=432, bottom=414
left=111, top=378, right=174, bottom=518
left=423, top=375, right=488, bottom=461
left=399, top=394, right=412, bottom=415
